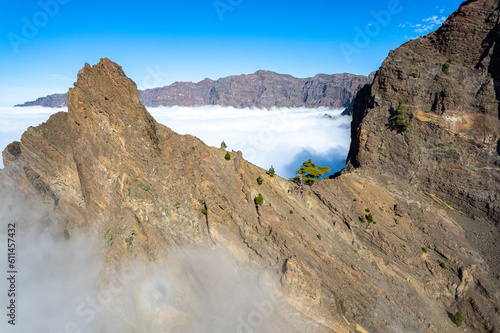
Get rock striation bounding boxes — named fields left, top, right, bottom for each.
left=2, top=1, right=500, bottom=331
left=346, top=0, right=500, bottom=223
left=15, top=71, right=373, bottom=109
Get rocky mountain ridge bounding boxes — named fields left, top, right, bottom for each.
left=15, top=71, right=373, bottom=109
left=1, top=0, right=499, bottom=332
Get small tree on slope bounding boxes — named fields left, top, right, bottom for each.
left=290, top=159, right=331, bottom=185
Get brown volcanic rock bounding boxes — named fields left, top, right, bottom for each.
left=347, top=0, right=500, bottom=223
left=3, top=22, right=500, bottom=332
left=137, top=70, right=373, bottom=109
left=16, top=71, right=373, bottom=109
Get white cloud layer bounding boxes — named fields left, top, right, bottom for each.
left=0, top=106, right=351, bottom=178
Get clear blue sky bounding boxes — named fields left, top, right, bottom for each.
left=0, top=0, right=463, bottom=106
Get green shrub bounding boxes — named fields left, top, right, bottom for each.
left=365, top=208, right=370, bottom=213
left=105, top=229, right=114, bottom=245
left=390, top=100, right=410, bottom=132
left=104, top=96, right=109, bottom=100
left=289, top=210, right=293, bottom=214
left=353, top=198, right=357, bottom=202
left=290, top=159, right=331, bottom=184
left=63, top=229, right=70, bottom=240
left=359, top=216, right=366, bottom=223
left=422, top=247, right=428, bottom=253
left=254, top=193, right=263, bottom=206
left=366, top=213, right=374, bottom=223
left=124, top=236, right=133, bottom=244
left=440, top=262, right=447, bottom=269
left=268, top=165, right=275, bottom=177
left=137, top=183, right=150, bottom=191
left=201, top=208, right=207, bottom=215
left=317, top=234, right=322, bottom=241
left=224, top=152, right=231, bottom=161
left=220, top=141, right=227, bottom=149
left=174, top=201, right=181, bottom=209
left=443, top=62, right=450, bottom=74
left=257, top=176, right=263, bottom=185
left=454, top=310, right=462, bottom=327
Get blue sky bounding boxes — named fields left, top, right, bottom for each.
left=0, top=0, right=463, bottom=106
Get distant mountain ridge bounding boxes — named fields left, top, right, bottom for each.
left=15, top=70, right=374, bottom=109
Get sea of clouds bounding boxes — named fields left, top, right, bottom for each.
left=0, top=106, right=351, bottom=178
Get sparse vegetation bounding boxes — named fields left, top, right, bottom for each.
left=105, top=229, right=114, bottom=245
left=366, top=213, right=374, bottom=223
left=257, top=176, right=263, bottom=185
left=64, top=229, right=70, bottom=240
left=440, top=262, right=447, bottom=269
left=389, top=100, right=410, bottom=132
left=224, top=152, right=231, bottom=161
left=137, top=183, right=150, bottom=191
left=290, top=159, right=331, bottom=184
left=359, top=216, right=366, bottom=223
left=317, top=234, right=322, bottom=241
left=201, top=208, right=207, bottom=215
left=268, top=165, right=275, bottom=177
left=422, top=247, right=428, bottom=253
left=124, top=236, right=133, bottom=244
left=220, top=141, right=227, bottom=149
left=454, top=310, right=462, bottom=327
left=254, top=193, right=263, bottom=206
left=104, top=96, right=109, bottom=100
left=443, top=58, right=452, bottom=74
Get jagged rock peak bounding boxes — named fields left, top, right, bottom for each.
left=68, top=58, right=157, bottom=127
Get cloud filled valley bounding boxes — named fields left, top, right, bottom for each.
left=0, top=106, right=351, bottom=178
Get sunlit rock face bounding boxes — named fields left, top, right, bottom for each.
left=2, top=4, right=500, bottom=328
left=16, top=71, right=374, bottom=109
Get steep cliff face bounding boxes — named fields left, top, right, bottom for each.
left=16, top=71, right=373, bottom=109
left=2, top=2, right=500, bottom=330
left=347, top=0, right=500, bottom=224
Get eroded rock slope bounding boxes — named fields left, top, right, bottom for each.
left=1, top=1, right=500, bottom=331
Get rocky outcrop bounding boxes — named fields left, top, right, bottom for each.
left=2, top=1, right=500, bottom=331
left=15, top=71, right=373, bottom=109
left=346, top=0, right=500, bottom=223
